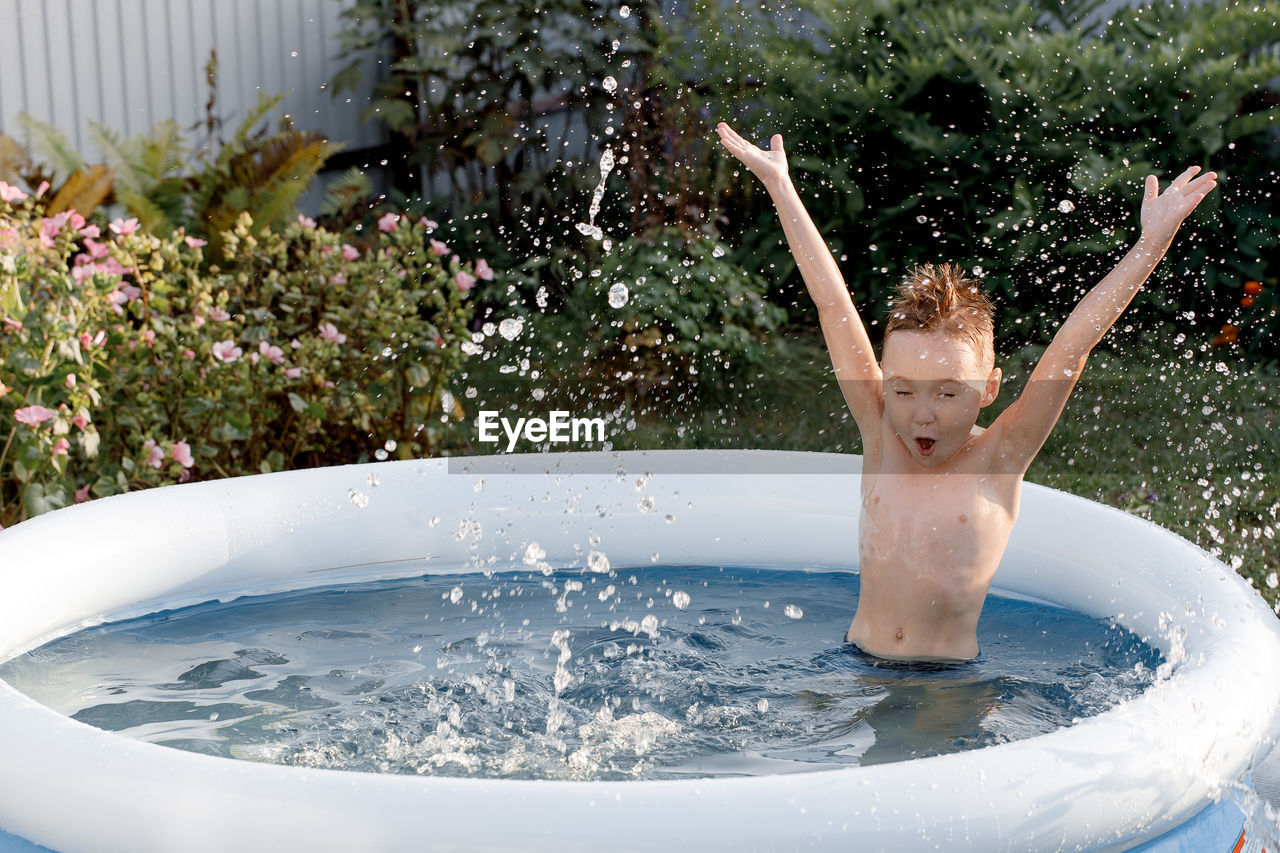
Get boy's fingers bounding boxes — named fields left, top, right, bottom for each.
left=1145, top=174, right=1159, bottom=200
left=770, top=133, right=784, bottom=153
left=1171, top=165, right=1201, bottom=189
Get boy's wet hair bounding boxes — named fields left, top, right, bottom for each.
left=885, top=262, right=996, bottom=369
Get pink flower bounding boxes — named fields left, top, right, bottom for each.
left=184, top=236, right=207, bottom=248
left=455, top=270, right=477, bottom=291
left=329, top=272, right=347, bottom=286
left=0, top=227, right=19, bottom=250
left=433, top=333, right=444, bottom=347
left=35, top=181, right=50, bottom=199
left=79, top=223, right=100, bottom=239
left=319, top=245, right=334, bottom=256
left=377, top=212, right=400, bottom=233
left=209, top=307, right=230, bottom=322
left=419, top=217, right=438, bottom=231
left=67, top=212, right=85, bottom=230
left=247, top=352, right=260, bottom=365
left=0, top=181, right=28, bottom=203
left=341, top=243, right=359, bottom=261
left=143, top=439, right=164, bottom=469
left=65, top=374, right=77, bottom=388
left=3, top=317, right=23, bottom=332
left=183, top=348, right=195, bottom=359
left=290, top=338, right=302, bottom=349
left=171, top=440, right=195, bottom=468
left=318, top=322, right=347, bottom=345
left=84, top=238, right=110, bottom=259
left=298, top=214, right=317, bottom=229
left=474, top=258, right=495, bottom=281
left=74, top=483, right=91, bottom=504
left=52, top=437, right=70, bottom=457
left=141, top=329, right=155, bottom=346
left=72, top=412, right=89, bottom=430
left=430, top=239, right=449, bottom=257
left=259, top=340, right=285, bottom=365
left=14, top=405, right=57, bottom=427
left=109, top=217, right=139, bottom=238
left=192, top=314, right=206, bottom=329
left=284, top=366, right=302, bottom=379
left=211, top=339, right=242, bottom=363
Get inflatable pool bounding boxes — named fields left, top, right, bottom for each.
left=1, top=450, right=1278, bottom=852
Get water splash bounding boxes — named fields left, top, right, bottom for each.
left=575, top=147, right=616, bottom=244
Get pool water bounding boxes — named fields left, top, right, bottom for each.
left=0, top=566, right=1163, bottom=780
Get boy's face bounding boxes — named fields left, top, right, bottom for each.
left=881, top=329, right=1001, bottom=467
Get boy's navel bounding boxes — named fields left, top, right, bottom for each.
left=895, top=629, right=904, bottom=641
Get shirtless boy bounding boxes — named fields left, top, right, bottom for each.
left=716, top=122, right=1218, bottom=663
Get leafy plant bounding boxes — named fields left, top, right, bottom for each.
left=0, top=192, right=486, bottom=526
left=701, top=0, right=1280, bottom=356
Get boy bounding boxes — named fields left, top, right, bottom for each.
left=715, top=122, right=1218, bottom=663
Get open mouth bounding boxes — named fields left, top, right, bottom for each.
left=915, top=437, right=936, bottom=455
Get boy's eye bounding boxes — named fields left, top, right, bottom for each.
left=894, top=390, right=911, bottom=397
left=940, top=392, right=956, bottom=399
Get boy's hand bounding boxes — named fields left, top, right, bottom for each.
left=715, top=122, right=789, bottom=187
left=1140, top=166, right=1218, bottom=245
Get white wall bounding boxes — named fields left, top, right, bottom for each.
left=0, top=0, right=382, bottom=163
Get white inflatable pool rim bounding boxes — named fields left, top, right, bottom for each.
left=1, top=450, right=1278, bottom=852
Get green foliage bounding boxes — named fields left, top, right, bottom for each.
left=13, top=93, right=341, bottom=253
left=509, top=228, right=787, bottom=401
left=0, top=198, right=484, bottom=526
left=706, top=0, right=1280, bottom=356
left=332, top=0, right=647, bottom=242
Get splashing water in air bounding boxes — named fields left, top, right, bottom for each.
left=576, top=147, right=616, bottom=245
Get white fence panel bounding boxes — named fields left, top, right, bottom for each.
left=0, top=0, right=383, bottom=165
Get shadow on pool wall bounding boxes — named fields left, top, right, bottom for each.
left=0, top=450, right=1278, bottom=852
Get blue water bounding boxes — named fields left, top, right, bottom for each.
left=0, top=566, right=1162, bottom=780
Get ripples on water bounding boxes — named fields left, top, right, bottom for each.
left=0, top=566, right=1162, bottom=779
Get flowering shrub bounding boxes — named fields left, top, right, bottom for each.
left=1, top=185, right=484, bottom=525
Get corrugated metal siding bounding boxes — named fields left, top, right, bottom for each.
left=0, top=0, right=383, bottom=160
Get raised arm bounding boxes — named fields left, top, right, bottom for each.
left=715, top=122, right=883, bottom=435
left=993, top=165, right=1219, bottom=473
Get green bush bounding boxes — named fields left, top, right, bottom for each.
left=708, top=0, right=1280, bottom=356
left=0, top=192, right=484, bottom=526
left=491, top=228, right=787, bottom=404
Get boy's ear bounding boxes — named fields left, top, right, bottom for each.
left=980, top=367, right=1002, bottom=407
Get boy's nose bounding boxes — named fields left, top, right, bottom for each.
left=913, top=404, right=935, bottom=424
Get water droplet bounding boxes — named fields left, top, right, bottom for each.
left=384, top=439, right=397, bottom=452
left=498, top=318, right=524, bottom=340
left=366, top=473, right=381, bottom=487
left=588, top=551, right=611, bottom=573
left=374, top=449, right=389, bottom=461
left=608, top=282, right=629, bottom=308
left=449, top=586, right=464, bottom=604
left=1057, top=200, right=1075, bottom=213
left=756, top=698, right=769, bottom=714
left=916, top=215, right=928, bottom=224
left=524, top=542, right=547, bottom=565
left=711, top=244, right=725, bottom=258
left=637, top=496, right=655, bottom=512
left=672, top=591, right=690, bottom=609
left=348, top=490, right=369, bottom=508
left=784, top=604, right=804, bottom=619
left=602, top=76, right=617, bottom=93
left=619, top=4, right=630, bottom=16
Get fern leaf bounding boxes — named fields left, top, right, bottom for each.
left=18, top=113, right=85, bottom=185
